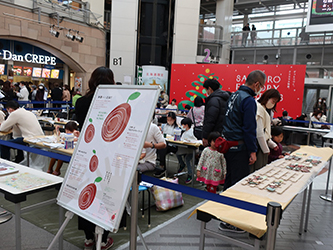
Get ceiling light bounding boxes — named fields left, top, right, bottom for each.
left=66, top=30, right=75, bottom=41
left=49, top=27, right=59, bottom=38
left=75, top=33, right=84, bottom=43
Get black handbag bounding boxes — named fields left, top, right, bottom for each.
left=191, top=109, right=203, bottom=140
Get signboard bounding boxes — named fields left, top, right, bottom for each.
left=0, top=50, right=57, bottom=65
left=141, top=66, right=168, bottom=91
left=306, top=0, right=333, bottom=32
left=57, top=85, right=159, bottom=232
left=170, top=64, right=306, bottom=118
left=74, top=77, right=82, bottom=92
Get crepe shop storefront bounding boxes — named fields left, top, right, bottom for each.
left=0, top=39, right=72, bottom=90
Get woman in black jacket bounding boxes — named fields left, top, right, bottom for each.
left=202, top=79, right=230, bottom=147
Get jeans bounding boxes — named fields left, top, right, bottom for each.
left=176, top=153, right=193, bottom=176
left=1, top=137, right=26, bottom=161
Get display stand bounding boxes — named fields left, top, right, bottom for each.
left=49, top=85, right=159, bottom=249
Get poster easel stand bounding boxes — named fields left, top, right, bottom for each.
left=48, top=171, right=150, bottom=250
left=129, top=171, right=150, bottom=250
left=47, top=211, right=74, bottom=250
left=95, top=226, right=104, bottom=250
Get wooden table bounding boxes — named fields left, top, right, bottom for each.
left=193, top=146, right=333, bottom=250
left=24, top=135, right=74, bottom=157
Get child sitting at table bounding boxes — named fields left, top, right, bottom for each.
left=268, top=126, right=289, bottom=164
left=196, top=132, right=226, bottom=193
left=47, top=121, right=78, bottom=176
left=176, top=118, right=197, bottom=184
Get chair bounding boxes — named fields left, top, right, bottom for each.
left=125, top=185, right=151, bottom=229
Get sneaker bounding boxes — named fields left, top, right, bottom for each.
left=101, top=237, right=114, bottom=250
left=84, top=239, right=95, bottom=250
left=177, top=167, right=185, bottom=174
left=153, top=168, right=166, bottom=178
left=218, top=222, right=246, bottom=234
left=185, top=176, right=192, bottom=184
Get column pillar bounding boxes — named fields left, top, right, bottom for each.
left=63, top=64, right=69, bottom=86
left=216, top=0, right=234, bottom=64
left=110, top=0, right=139, bottom=84
left=172, top=0, right=200, bottom=63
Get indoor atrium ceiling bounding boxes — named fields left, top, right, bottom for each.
left=200, top=0, right=309, bottom=17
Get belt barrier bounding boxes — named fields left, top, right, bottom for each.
left=0, top=139, right=71, bottom=162
left=141, top=174, right=267, bottom=216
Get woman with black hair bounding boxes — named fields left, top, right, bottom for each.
left=187, top=96, right=205, bottom=139
left=75, top=66, right=115, bottom=250
left=251, top=89, right=281, bottom=172
left=154, top=112, right=179, bottom=177
left=75, top=66, right=115, bottom=130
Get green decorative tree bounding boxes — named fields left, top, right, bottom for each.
left=178, top=68, right=220, bottom=110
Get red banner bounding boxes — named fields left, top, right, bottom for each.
left=170, top=64, right=306, bottom=118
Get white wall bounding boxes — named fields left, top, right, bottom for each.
left=172, top=0, right=200, bottom=64
left=87, top=0, right=105, bottom=23
left=109, top=0, right=138, bottom=84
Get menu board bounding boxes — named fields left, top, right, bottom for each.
left=0, top=64, right=4, bottom=75
left=13, top=66, right=22, bottom=76
left=32, top=67, right=42, bottom=77
left=57, top=85, right=159, bottom=232
left=51, top=69, right=60, bottom=79
left=42, top=68, right=51, bottom=78
left=23, top=67, right=32, bottom=77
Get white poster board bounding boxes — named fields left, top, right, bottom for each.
left=57, top=85, right=159, bottom=232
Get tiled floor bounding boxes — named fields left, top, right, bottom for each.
left=0, top=149, right=333, bottom=250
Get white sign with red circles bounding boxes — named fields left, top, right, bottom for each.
left=57, top=85, right=159, bottom=232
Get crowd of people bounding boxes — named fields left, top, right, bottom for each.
left=0, top=79, right=77, bottom=109
left=0, top=66, right=332, bottom=248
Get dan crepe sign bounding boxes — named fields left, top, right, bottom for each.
left=170, top=64, right=306, bottom=118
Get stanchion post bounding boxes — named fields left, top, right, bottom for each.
left=265, top=202, right=282, bottom=250
left=130, top=171, right=139, bottom=250
left=320, top=157, right=333, bottom=202
left=307, top=120, right=312, bottom=145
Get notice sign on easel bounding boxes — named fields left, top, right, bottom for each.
left=57, top=85, right=159, bottom=232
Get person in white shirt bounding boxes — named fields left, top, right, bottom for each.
left=0, top=100, right=44, bottom=162
left=251, top=89, right=281, bottom=172
left=137, top=122, right=166, bottom=172
left=176, top=118, right=197, bottom=184
left=165, top=99, right=178, bottom=110
left=15, top=82, right=29, bottom=102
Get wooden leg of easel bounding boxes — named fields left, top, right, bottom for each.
left=47, top=211, right=74, bottom=250
left=95, top=226, right=104, bottom=250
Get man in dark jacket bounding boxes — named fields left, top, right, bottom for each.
left=223, top=70, right=266, bottom=190
left=219, top=70, right=266, bottom=233
left=202, top=79, right=230, bottom=147
left=51, top=83, right=63, bottom=108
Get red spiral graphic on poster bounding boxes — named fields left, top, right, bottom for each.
left=101, top=92, right=141, bottom=142
left=102, top=103, right=131, bottom=142
left=78, top=183, right=96, bottom=210
left=84, top=123, right=95, bottom=143
left=89, top=155, right=98, bottom=172
left=78, top=177, right=102, bottom=210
